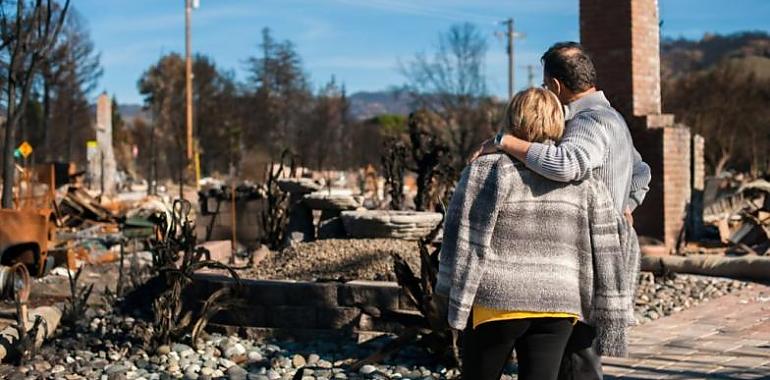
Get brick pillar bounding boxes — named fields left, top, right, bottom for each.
left=688, top=135, right=705, bottom=241
left=662, top=127, right=691, bottom=248
left=580, top=0, right=691, bottom=250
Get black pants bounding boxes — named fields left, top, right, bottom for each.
left=462, top=318, right=573, bottom=380
left=557, top=321, right=603, bottom=380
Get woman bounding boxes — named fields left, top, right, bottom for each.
left=436, top=88, right=630, bottom=380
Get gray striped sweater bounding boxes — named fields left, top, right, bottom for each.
left=525, top=91, right=651, bottom=212
left=436, top=153, right=633, bottom=357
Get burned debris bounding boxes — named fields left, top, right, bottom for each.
left=700, top=176, right=770, bottom=255
left=0, top=0, right=766, bottom=378
left=0, top=110, right=766, bottom=380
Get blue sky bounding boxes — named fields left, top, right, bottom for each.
left=75, top=0, right=769, bottom=105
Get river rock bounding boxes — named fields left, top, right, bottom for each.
left=247, top=350, right=263, bottom=363
left=291, top=354, right=307, bottom=368
left=359, top=365, right=377, bottom=375
left=224, top=343, right=247, bottom=359
left=226, top=365, right=248, bottom=380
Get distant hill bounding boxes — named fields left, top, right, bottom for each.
left=87, top=103, right=150, bottom=125
left=661, top=31, right=770, bottom=78
left=347, top=90, right=415, bottom=120
left=116, top=91, right=412, bottom=124
left=118, top=104, right=151, bottom=124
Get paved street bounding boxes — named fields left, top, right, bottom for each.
left=603, top=282, right=770, bottom=379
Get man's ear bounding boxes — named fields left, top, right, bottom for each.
left=549, top=77, right=562, bottom=97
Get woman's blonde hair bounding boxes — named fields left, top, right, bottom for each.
left=503, top=87, right=564, bottom=143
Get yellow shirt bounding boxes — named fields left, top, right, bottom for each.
left=473, top=305, right=579, bottom=329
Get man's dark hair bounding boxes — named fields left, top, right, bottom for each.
left=541, top=42, right=597, bottom=92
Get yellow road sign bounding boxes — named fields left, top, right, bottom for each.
left=18, top=141, right=33, bottom=158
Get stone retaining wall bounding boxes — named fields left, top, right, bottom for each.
left=188, top=274, right=417, bottom=332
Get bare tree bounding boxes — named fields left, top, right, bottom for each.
left=138, top=53, right=186, bottom=183
left=303, top=77, right=348, bottom=170
left=0, top=0, right=70, bottom=208
left=41, top=7, right=101, bottom=161
left=401, top=23, right=496, bottom=167
left=245, top=28, right=312, bottom=159
left=137, top=53, right=243, bottom=182
left=192, top=55, right=239, bottom=176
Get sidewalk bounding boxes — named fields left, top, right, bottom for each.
left=603, top=282, right=770, bottom=379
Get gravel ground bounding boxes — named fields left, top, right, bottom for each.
left=0, top=273, right=751, bottom=380
left=633, top=272, right=747, bottom=324
left=248, top=239, right=423, bottom=282
left=0, top=305, right=472, bottom=380
left=0, top=246, right=751, bottom=380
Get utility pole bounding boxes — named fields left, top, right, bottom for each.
left=523, top=64, right=536, bottom=88
left=500, top=18, right=525, bottom=99
left=185, top=0, right=193, bottom=161
left=184, top=0, right=200, bottom=195
left=505, top=18, right=514, bottom=99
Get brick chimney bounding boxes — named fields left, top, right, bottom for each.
left=579, top=0, right=698, bottom=250
left=580, top=0, right=667, bottom=123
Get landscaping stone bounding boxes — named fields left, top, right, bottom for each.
left=283, top=199, right=314, bottom=245
left=276, top=179, right=322, bottom=194
left=339, top=281, right=401, bottom=310
left=303, top=192, right=360, bottom=212
left=340, top=211, right=442, bottom=240
left=278, top=179, right=321, bottom=245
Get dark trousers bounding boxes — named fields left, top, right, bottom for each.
left=557, top=321, right=604, bottom=380
left=462, top=318, right=573, bottom=380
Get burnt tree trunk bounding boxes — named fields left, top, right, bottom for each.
left=2, top=79, right=18, bottom=208
left=41, top=76, right=51, bottom=161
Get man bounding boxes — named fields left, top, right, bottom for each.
left=475, top=42, right=650, bottom=379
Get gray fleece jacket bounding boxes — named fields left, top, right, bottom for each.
left=436, top=153, right=635, bottom=357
